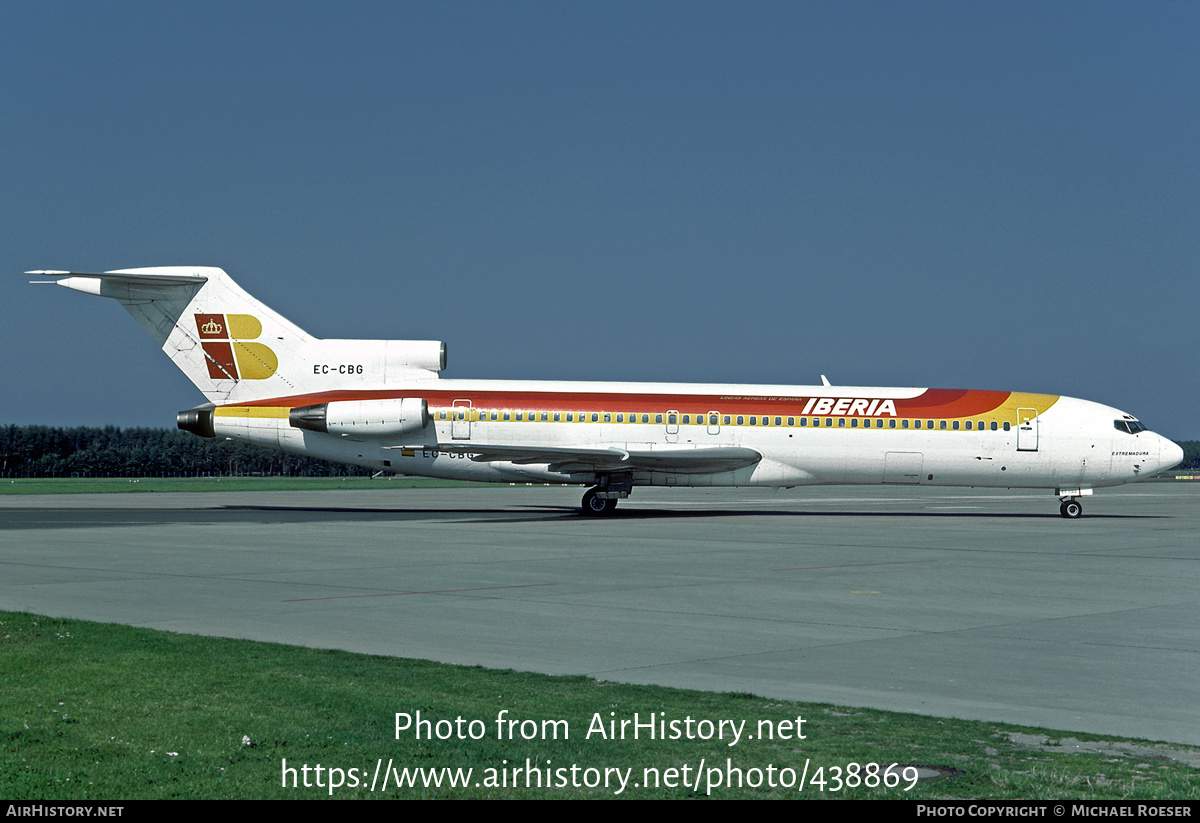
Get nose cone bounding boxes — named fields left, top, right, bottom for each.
left=1159, top=436, right=1184, bottom=474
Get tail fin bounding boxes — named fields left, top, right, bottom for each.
left=28, top=267, right=444, bottom=405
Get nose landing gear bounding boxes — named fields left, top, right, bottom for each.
left=1059, top=499, right=1083, bottom=519
left=1055, top=488, right=1091, bottom=519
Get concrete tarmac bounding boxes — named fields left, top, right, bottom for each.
left=2, top=482, right=1197, bottom=745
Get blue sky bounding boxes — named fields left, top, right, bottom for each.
left=3, top=2, right=1197, bottom=438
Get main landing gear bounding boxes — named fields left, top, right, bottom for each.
left=582, top=487, right=618, bottom=516
left=581, top=474, right=633, bottom=516
left=1059, top=498, right=1083, bottom=519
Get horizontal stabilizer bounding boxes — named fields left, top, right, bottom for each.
left=27, top=269, right=210, bottom=287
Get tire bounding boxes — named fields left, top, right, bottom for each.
left=582, top=487, right=616, bottom=516
left=1061, top=500, right=1083, bottom=519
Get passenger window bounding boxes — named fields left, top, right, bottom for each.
left=737, top=416, right=744, bottom=426
left=668, top=413, right=677, bottom=425
left=654, top=414, right=662, bottom=424
left=774, top=417, right=782, bottom=426
left=603, top=413, right=611, bottom=423
left=851, top=419, right=859, bottom=428
left=553, top=412, right=561, bottom=422
left=991, top=421, right=998, bottom=431
left=902, top=419, right=908, bottom=429
left=723, top=415, right=731, bottom=425
left=826, top=418, right=833, bottom=427
left=787, top=417, right=795, bottom=426
left=1003, top=422, right=1010, bottom=431
left=953, top=421, right=960, bottom=430
left=616, top=413, right=624, bottom=423
left=800, top=417, right=807, bottom=427
left=749, top=416, right=757, bottom=426
left=927, top=420, right=934, bottom=429
left=592, top=413, right=600, bottom=423
left=939, top=420, right=947, bottom=430
left=710, top=415, right=719, bottom=426
left=889, top=419, right=896, bottom=429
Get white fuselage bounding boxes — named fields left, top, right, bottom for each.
left=210, top=378, right=1181, bottom=493
left=32, top=266, right=1182, bottom=514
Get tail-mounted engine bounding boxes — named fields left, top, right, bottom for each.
left=288, top=397, right=429, bottom=437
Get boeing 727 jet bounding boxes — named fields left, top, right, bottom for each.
left=28, top=267, right=1183, bottom=517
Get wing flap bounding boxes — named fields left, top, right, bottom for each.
left=404, top=443, right=762, bottom=475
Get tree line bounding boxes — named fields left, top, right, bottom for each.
left=0, top=425, right=370, bottom=478
left=1, top=424, right=1196, bottom=479
left=1178, top=441, right=1200, bottom=471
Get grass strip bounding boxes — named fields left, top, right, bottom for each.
left=1, top=611, right=1196, bottom=799
left=0, top=477, right=512, bottom=495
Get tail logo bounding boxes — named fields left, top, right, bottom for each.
left=194, top=314, right=278, bottom=381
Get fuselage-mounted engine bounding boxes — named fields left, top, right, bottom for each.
left=289, top=397, right=429, bottom=438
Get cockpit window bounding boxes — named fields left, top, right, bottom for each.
left=1114, top=419, right=1150, bottom=435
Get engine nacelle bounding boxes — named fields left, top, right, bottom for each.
left=389, top=340, right=446, bottom=373
left=289, top=398, right=429, bottom=438
left=177, top=406, right=216, bottom=438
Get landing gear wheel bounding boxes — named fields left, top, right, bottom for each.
left=1060, top=499, right=1083, bottom=519
left=582, top=487, right=617, bottom=516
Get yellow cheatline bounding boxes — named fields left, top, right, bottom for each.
left=232, top=341, right=278, bottom=379
left=994, top=392, right=1059, bottom=421
left=214, top=406, right=290, bottom=418
left=227, top=314, right=263, bottom=339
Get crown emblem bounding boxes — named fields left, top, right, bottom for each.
left=201, top=320, right=223, bottom=335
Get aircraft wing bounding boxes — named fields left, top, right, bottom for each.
left=410, top=443, right=762, bottom=475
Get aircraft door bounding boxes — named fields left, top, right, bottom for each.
left=884, top=451, right=923, bottom=484
left=707, top=411, right=721, bottom=436
left=1017, top=408, right=1038, bottom=451
left=452, top=399, right=472, bottom=440
left=665, top=410, right=679, bottom=443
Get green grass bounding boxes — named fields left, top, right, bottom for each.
left=1, top=611, right=1196, bottom=799
left=0, top=476, right=512, bottom=495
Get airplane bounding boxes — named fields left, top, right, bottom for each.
left=28, top=266, right=1184, bottom=518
